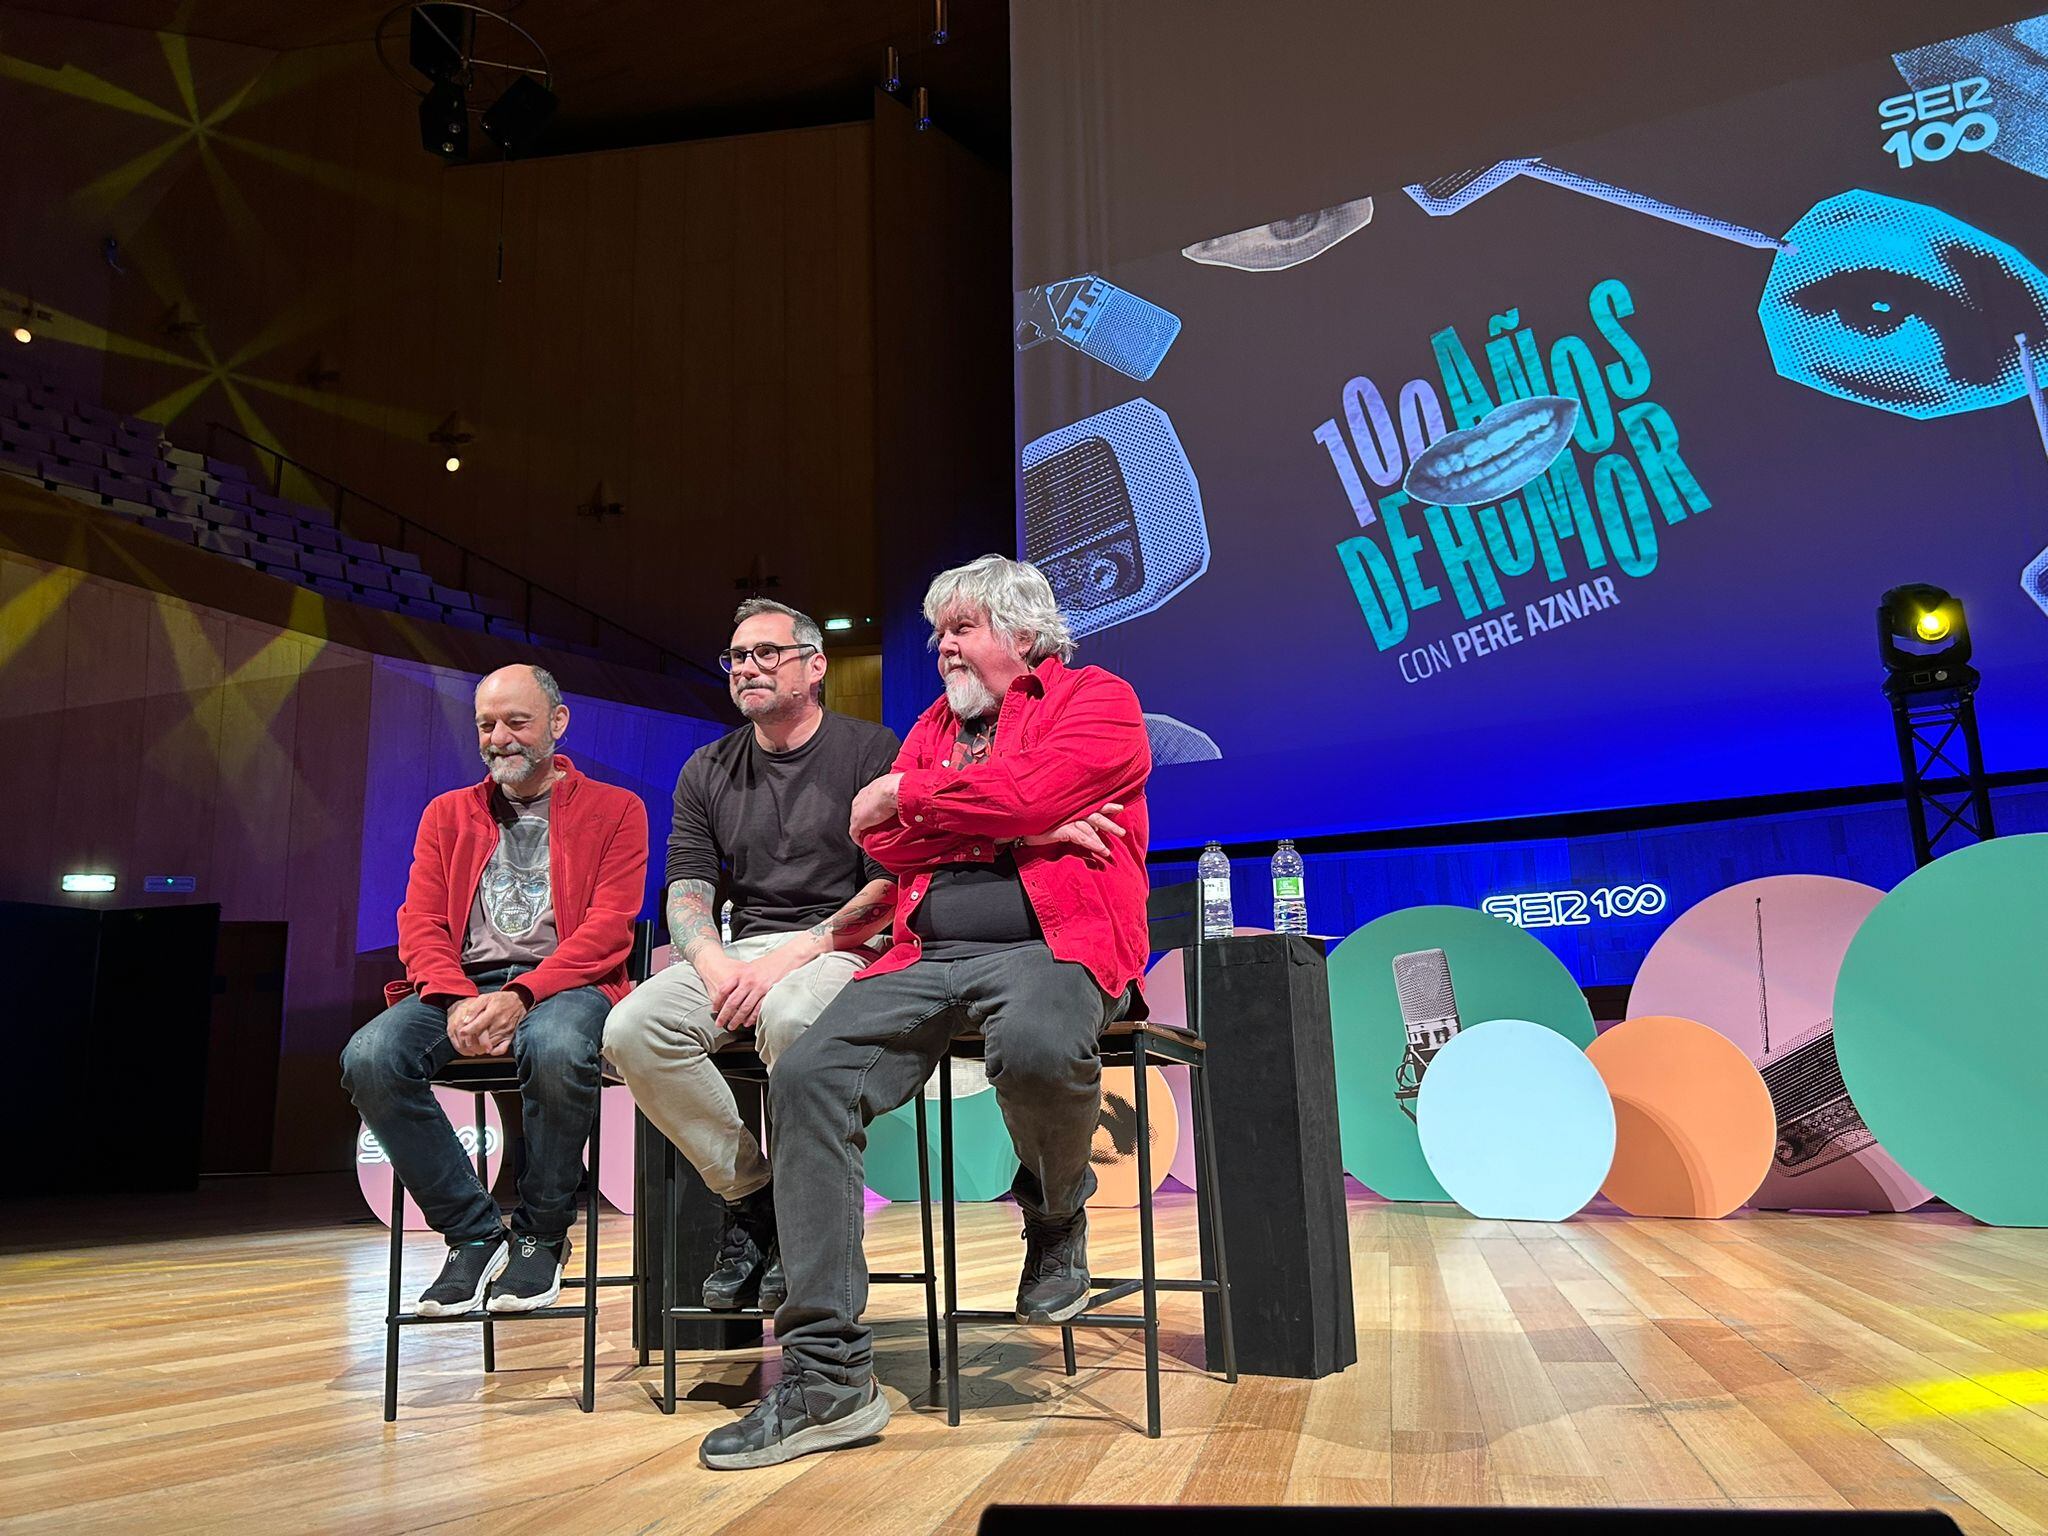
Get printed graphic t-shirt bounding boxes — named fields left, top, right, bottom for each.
left=462, top=787, right=557, bottom=974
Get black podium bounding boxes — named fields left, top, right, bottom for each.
left=1193, top=933, right=1356, bottom=1379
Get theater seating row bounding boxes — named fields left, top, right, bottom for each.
left=0, top=365, right=596, bottom=656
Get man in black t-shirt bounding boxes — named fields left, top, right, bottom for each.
left=603, top=600, right=899, bottom=1310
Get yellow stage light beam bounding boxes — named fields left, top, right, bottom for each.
left=71, top=132, right=194, bottom=223
left=0, top=51, right=189, bottom=126
left=0, top=562, right=86, bottom=670
left=156, top=30, right=202, bottom=124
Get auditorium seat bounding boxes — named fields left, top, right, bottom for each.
left=1, top=364, right=625, bottom=667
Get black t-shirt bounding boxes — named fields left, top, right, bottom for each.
left=666, top=710, right=900, bottom=940
left=909, top=716, right=1042, bottom=954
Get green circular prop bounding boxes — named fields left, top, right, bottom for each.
left=1832, top=834, right=2048, bottom=1227
left=1329, top=905, right=1595, bottom=1200
left=865, top=1083, right=1019, bottom=1203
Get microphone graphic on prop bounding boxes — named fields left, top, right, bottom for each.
left=2012, top=332, right=2048, bottom=620
left=1392, top=947, right=1462, bottom=1121
left=1015, top=274, right=1183, bottom=381
left=1022, top=398, right=1208, bottom=638
left=1750, top=896, right=1876, bottom=1174
left=1404, top=160, right=1789, bottom=250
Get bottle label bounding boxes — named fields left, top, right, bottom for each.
left=1272, top=876, right=1303, bottom=900
left=1201, top=877, right=1231, bottom=903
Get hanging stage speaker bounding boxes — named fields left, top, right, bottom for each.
left=409, top=4, right=472, bottom=80
left=482, top=76, right=558, bottom=154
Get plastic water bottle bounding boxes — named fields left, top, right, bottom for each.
left=1271, top=839, right=1308, bottom=935
left=1197, top=842, right=1233, bottom=940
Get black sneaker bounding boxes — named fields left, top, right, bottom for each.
left=702, top=1184, right=778, bottom=1310
left=486, top=1232, right=569, bottom=1313
left=416, top=1235, right=509, bottom=1317
left=1015, top=1208, right=1090, bottom=1323
left=758, top=1245, right=787, bottom=1314
left=698, top=1374, right=891, bottom=1470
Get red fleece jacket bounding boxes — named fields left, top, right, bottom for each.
left=393, top=755, right=648, bottom=1007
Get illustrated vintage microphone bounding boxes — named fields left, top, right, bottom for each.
left=1014, top=274, right=1183, bottom=381
left=1021, top=398, right=1209, bottom=638
left=1392, top=948, right=1462, bottom=1121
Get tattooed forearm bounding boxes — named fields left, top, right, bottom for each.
left=666, top=878, right=723, bottom=966
left=805, top=878, right=899, bottom=951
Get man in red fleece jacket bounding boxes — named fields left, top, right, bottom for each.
left=342, top=663, right=648, bottom=1316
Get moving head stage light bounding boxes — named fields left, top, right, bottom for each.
left=378, top=4, right=558, bottom=164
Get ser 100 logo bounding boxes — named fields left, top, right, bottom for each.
left=1879, top=77, right=1998, bottom=168
left=1481, top=884, right=1668, bottom=929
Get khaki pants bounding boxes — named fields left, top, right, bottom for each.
left=601, top=931, right=866, bottom=1201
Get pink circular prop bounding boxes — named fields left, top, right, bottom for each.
left=1145, top=928, right=1268, bottom=1190
left=593, top=1083, right=637, bottom=1213
left=356, top=1084, right=506, bottom=1230
left=1629, top=875, right=1930, bottom=1213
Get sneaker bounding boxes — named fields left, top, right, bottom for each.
left=702, top=1184, right=778, bottom=1311
left=758, top=1245, right=787, bottom=1314
left=486, top=1232, right=569, bottom=1313
left=416, top=1235, right=509, bottom=1317
left=1015, top=1208, right=1090, bottom=1324
left=699, top=1374, right=891, bottom=1470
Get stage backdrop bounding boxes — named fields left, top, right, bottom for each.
left=1012, top=6, right=2048, bottom=848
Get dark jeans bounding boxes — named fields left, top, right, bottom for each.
left=769, top=941, right=1123, bottom=1387
left=341, top=968, right=609, bottom=1245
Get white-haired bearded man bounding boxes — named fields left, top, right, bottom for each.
left=698, top=555, right=1152, bottom=1470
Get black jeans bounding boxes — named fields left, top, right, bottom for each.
left=341, top=968, right=609, bottom=1244
left=768, top=941, right=1122, bottom=1387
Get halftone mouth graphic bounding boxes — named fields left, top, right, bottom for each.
left=1759, top=190, right=2048, bottom=419
left=1402, top=395, right=1579, bottom=507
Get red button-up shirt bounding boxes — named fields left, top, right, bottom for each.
left=857, top=655, right=1152, bottom=999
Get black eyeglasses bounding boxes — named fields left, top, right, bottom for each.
left=717, top=642, right=818, bottom=673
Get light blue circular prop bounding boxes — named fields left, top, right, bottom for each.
left=1833, top=834, right=2048, bottom=1227
left=1416, top=1018, right=1616, bottom=1221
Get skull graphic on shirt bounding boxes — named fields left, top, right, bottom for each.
left=482, top=818, right=550, bottom=938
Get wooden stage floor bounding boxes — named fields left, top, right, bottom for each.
left=4, top=1182, right=2047, bottom=1534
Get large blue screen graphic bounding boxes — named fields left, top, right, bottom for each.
left=1012, top=11, right=2048, bottom=848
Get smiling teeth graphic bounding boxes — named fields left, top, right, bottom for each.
left=1403, top=395, right=1580, bottom=507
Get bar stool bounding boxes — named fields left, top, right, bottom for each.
left=934, top=881, right=1237, bottom=1437
left=638, top=1026, right=942, bottom=1411
left=380, top=1056, right=633, bottom=1421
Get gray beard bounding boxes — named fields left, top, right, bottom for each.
left=943, top=668, right=998, bottom=721
left=483, top=737, right=554, bottom=789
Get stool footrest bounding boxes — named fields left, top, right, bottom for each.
left=393, top=1304, right=595, bottom=1326
left=947, top=1306, right=1149, bottom=1331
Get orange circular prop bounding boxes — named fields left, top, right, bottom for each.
left=1586, top=1015, right=1775, bottom=1218
left=1089, top=1066, right=1180, bottom=1207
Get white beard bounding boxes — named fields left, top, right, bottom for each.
left=943, top=668, right=998, bottom=721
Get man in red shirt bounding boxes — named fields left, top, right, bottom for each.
left=700, top=555, right=1151, bottom=1470
left=342, top=664, right=647, bottom=1317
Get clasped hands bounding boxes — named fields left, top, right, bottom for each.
left=446, top=988, right=528, bottom=1057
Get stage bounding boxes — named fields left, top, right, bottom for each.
left=5, top=1186, right=2045, bottom=1533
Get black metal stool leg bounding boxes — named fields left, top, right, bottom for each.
left=1192, top=1057, right=1237, bottom=1382
left=476, top=1091, right=496, bottom=1373
left=940, top=1056, right=961, bottom=1426
left=914, top=1090, right=939, bottom=1378
left=633, top=1104, right=648, bottom=1368
left=661, top=1135, right=678, bottom=1414
left=1133, top=1038, right=1161, bottom=1438
left=384, top=1164, right=405, bottom=1422
left=581, top=1082, right=601, bottom=1413
left=1061, top=1327, right=1077, bottom=1376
